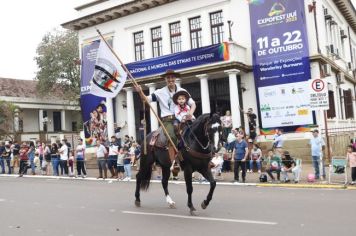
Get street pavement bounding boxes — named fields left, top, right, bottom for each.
left=0, top=176, right=355, bottom=236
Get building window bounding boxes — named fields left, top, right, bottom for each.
left=327, top=90, right=336, bottom=119
left=134, top=31, right=144, bottom=61
left=344, top=89, right=354, bottom=119
left=151, top=27, right=163, bottom=57
left=169, top=22, right=182, bottom=53
left=189, top=16, right=202, bottom=49
left=210, top=11, right=224, bottom=44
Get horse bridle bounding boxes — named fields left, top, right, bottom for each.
left=181, top=118, right=216, bottom=159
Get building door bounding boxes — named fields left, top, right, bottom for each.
left=53, top=111, right=62, bottom=132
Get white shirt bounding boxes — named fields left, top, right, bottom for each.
left=76, top=144, right=85, bottom=156
left=174, top=104, right=195, bottom=122
left=147, top=86, right=194, bottom=118
left=96, top=144, right=107, bottom=158
left=59, top=144, right=68, bottom=160
left=109, top=143, right=119, bottom=156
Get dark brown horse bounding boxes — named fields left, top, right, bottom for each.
left=134, top=113, right=222, bottom=214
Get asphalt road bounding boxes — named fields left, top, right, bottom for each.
left=0, top=177, right=355, bottom=236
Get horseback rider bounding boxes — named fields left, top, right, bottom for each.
left=137, top=69, right=196, bottom=162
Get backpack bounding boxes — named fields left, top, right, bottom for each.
left=259, top=174, right=267, bottom=182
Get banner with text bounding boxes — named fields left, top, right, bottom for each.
left=249, top=0, right=313, bottom=132
left=80, top=40, right=108, bottom=147
left=126, top=42, right=229, bottom=78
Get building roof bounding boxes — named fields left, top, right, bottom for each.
left=62, top=0, right=356, bottom=33
left=0, top=78, right=63, bottom=99
left=61, top=0, right=177, bottom=30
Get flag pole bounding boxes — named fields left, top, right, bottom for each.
left=96, top=29, right=178, bottom=153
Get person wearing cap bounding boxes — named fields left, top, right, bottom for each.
left=138, top=69, right=196, bottom=161
left=173, top=90, right=196, bottom=123
left=308, top=129, right=326, bottom=180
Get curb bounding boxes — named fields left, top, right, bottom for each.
left=1, top=174, right=355, bottom=190
left=256, top=183, right=346, bottom=189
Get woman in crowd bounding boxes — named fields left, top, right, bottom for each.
left=43, top=143, right=51, bottom=175
left=50, top=143, right=60, bottom=176
left=27, top=141, right=36, bottom=175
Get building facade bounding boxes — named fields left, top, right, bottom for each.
left=0, top=78, right=81, bottom=143
left=62, top=0, right=356, bottom=142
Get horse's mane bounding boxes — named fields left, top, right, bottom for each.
left=189, top=113, right=211, bottom=131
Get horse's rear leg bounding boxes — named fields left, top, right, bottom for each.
left=184, top=166, right=196, bottom=214
left=161, top=166, right=176, bottom=208
left=200, top=169, right=216, bottom=210
left=135, top=171, right=141, bottom=207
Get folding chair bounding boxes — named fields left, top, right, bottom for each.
left=328, top=157, right=347, bottom=184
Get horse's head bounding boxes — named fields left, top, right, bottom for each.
left=206, top=113, right=222, bottom=153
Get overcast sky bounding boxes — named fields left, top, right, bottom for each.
left=0, top=0, right=355, bottom=81
left=0, top=0, right=88, bottom=80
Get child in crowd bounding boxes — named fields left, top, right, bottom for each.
left=265, top=149, right=281, bottom=182
left=346, top=145, right=356, bottom=185
left=117, top=148, right=125, bottom=180
left=248, top=143, right=262, bottom=173
left=68, top=151, right=75, bottom=177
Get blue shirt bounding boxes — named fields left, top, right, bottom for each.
left=310, top=136, right=325, bottom=157
left=234, top=140, right=248, bottom=160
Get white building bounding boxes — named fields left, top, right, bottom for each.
left=0, top=78, right=82, bottom=143
left=62, top=0, right=356, bottom=142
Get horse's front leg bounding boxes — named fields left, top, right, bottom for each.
left=161, top=166, right=176, bottom=208
left=200, top=168, right=216, bottom=210
left=184, top=165, right=196, bottom=215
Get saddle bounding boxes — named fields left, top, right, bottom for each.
left=149, top=127, right=168, bottom=149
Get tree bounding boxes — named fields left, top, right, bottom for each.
left=35, top=29, right=80, bottom=101
left=0, top=100, right=19, bottom=141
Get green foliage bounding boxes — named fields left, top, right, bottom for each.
left=0, top=100, right=19, bottom=140
left=35, top=29, right=80, bottom=101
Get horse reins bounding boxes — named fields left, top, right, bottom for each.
left=180, top=120, right=214, bottom=159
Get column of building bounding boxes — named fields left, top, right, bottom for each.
left=145, top=83, right=159, bottom=131
left=125, top=87, right=136, bottom=140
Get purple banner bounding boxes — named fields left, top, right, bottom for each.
left=249, top=0, right=314, bottom=130
left=80, top=40, right=108, bottom=146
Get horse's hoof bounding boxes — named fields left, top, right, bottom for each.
left=169, top=202, right=176, bottom=209
left=135, top=200, right=141, bottom=207
left=201, top=200, right=208, bottom=210
left=190, top=206, right=196, bottom=212
left=190, top=209, right=197, bottom=216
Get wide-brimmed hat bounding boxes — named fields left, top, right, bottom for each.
left=160, top=69, right=180, bottom=79
left=173, top=90, right=190, bottom=105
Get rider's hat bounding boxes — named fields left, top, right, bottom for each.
left=160, top=69, right=180, bottom=79
left=173, top=90, right=191, bottom=105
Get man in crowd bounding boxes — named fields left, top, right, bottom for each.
left=308, top=129, right=326, bottom=180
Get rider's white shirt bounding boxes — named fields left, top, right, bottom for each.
left=147, top=86, right=194, bottom=118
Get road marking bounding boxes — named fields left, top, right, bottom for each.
left=122, top=211, right=277, bottom=225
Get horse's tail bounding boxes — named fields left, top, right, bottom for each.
left=138, top=152, right=153, bottom=191
left=138, top=134, right=154, bottom=191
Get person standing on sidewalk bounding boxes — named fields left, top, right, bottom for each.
left=75, top=138, right=86, bottom=178
left=58, top=139, right=69, bottom=176
left=232, top=132, right=248, bottom=183
left=96, top=139, right=108, bottom=179
left=308, top=129, right=326, bottom=180
left=108, top=136, right=120, bottom=178
left=346, top=145, right=356, bottom=185
left=27, top=141, right=36, bottom=175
